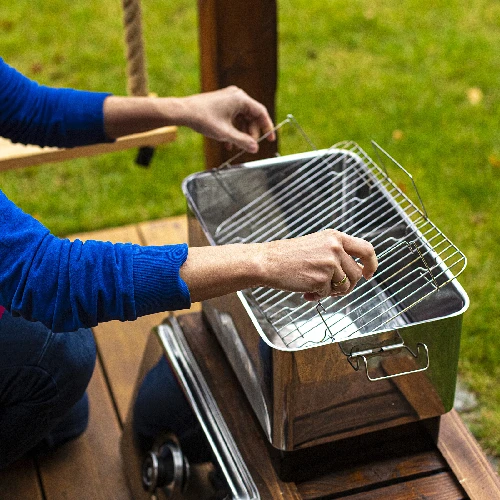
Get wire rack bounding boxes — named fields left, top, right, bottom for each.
left=209, top=141, right=467, bottom=350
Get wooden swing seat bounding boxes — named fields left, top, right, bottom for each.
left=0, top=126, right=176, bottom=172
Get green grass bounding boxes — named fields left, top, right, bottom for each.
left=0, top=0, right=202, bottom=234
left=1, top=0, right=500, bottom=464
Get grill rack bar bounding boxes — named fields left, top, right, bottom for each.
left=210, top=142, right=466, bottom=349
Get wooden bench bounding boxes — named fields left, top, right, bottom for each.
left=0, top=215, right=498, bottom=499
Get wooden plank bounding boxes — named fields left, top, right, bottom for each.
left=94, top=314, right=168, bottom=425
left=120, top=331, right=165, bottom=500
left=0, top=126, right=176, bottom=172
left=436, top=409, right=500, bottom=499
left=0, top=457, right=43, bottom=500
left=297, top=450, right=448, bottom=499
left=137, top=215, right=188, bottom=246
left=69, top=222, right=144, bottom=245
left=36, top=359, right=132, bottom=500
left=339, top=472, right=466, bottom=499
left=197, top=0, right=278, bottom=170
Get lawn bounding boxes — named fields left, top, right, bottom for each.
left=1, top=0, right=500, bottom=465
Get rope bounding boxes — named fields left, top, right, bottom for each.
left=122, top=0, right=148, bottom=96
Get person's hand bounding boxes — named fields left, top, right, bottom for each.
left=259, top=229, right=377, bottom=301
left=179, top=86, right=276, bottom=153
left=103, top=87, right=275, bottom=150
left=181, top=229, right=377, bottom=303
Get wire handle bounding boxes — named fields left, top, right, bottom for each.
left=215, top=114, right=317, bottom=171
left=371, top=141, right=428, bottom=219
left=210, top=114, right=316, bottom=204
left=347, top=341, right=429, bottom=382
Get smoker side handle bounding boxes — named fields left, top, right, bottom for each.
left=348, top=342, right=429, bottom=382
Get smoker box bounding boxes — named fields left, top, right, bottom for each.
left=182, top=143, right=469, bottom=453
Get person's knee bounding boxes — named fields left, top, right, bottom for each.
left=41, top=328, right=97, bottom=414
left=0, top=322, right=97, bottom=468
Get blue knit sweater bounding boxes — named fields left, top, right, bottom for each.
left=0, top=58, right=190, bottom=332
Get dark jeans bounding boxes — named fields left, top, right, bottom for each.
left=0, top=310, right=209, bottom=469
left=0, top=311, right=96, bottom=469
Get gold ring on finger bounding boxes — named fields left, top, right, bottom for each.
left=331, top=274, right=348, bottom=288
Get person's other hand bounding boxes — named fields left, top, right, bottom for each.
left=180, top=86, right=276, bottom=153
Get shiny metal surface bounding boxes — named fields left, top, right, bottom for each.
left=156, top=318, right=260, bottom=499
left=183, top=146, right=469, bottom=451
left=142, top=435, right=189, bottom=497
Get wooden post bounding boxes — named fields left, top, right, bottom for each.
left=198, top=0, right=278, bottom=170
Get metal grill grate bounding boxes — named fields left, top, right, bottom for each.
left=209, top=142, right=466, bottom=350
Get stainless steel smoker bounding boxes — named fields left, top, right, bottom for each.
left=122, top=141, right=469, bottom=498
left=182, top=142, right=469, bottom=452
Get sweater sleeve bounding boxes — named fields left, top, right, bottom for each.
left=0, top=190, right=191, bottom=333
left=0, top=57, right=114, bottom=148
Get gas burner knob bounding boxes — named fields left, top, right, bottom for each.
left=141, top=435, right=190, bottom=497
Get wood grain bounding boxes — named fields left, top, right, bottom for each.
left=436, top=409, right=500, bottom=499
left=197, top=0, right=278, bottom=170
left=339, top=472, right=465, bottom=499
left=0, top=127, right=176, bottom=171
left=0, top=457, right=43, bottom=500
left=297, top=450, right=448, bottom=499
